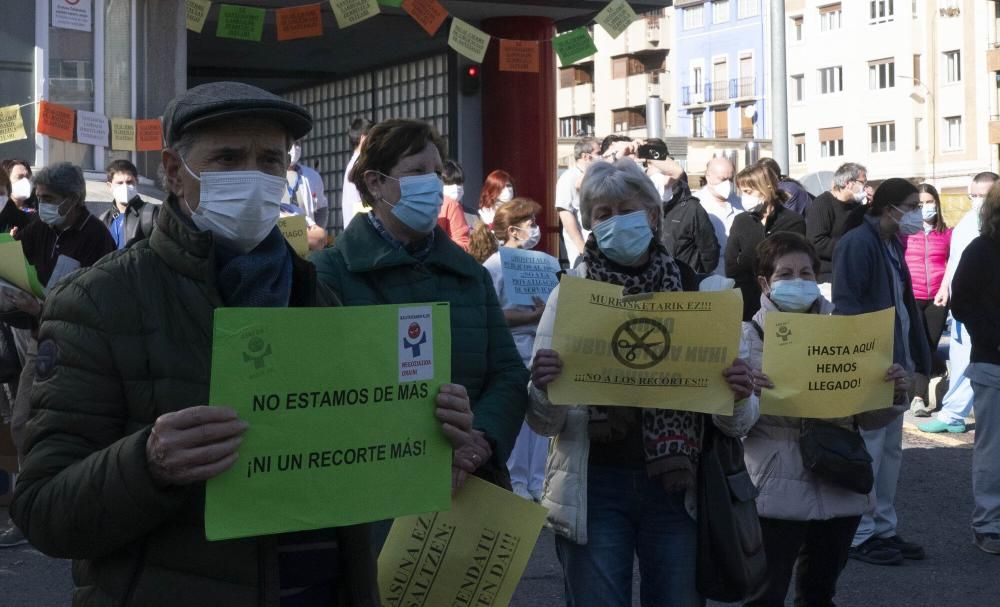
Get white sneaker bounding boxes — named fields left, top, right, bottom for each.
left=910, top=396, right=932, bottom=417
left=0, top=525, right=27, bottom=548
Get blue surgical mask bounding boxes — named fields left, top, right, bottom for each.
left=38, top=201, right=69, bottom=228
left=592, top=210, right=653, bottom=266
left=768, top=279, right=820, bottom=312
left=380, top=173, right=444, bottom=234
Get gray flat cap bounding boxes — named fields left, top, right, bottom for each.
left=163, top=81, right=312, bottom=146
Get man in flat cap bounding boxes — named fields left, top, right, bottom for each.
left=11, top=82, right=380, bottom=606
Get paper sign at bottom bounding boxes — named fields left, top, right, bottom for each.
left=378, top=476, right=547, bottom=607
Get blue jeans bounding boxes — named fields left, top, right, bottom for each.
left=555, top=465, right=703, bottom=607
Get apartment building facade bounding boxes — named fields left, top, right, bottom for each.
left=785, top=0, right=999, bottom=197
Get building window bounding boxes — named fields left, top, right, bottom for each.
left=819, top=127, right=844, bottom=157
left=945, top=50, right=961, bottom=83
left=559, top=114, right=595, bottom=138
left=692, top=111, right=705, bottom=138
left=869, top=122, right=896, bottom=152
left=792, top=74, right=804, bottom=101
left=740, top=104, right=755, bottom=138
left=818, top=66, right=843, bottom=94
left=612, top=56, right=645, bottom=79
left=913, top=54, right=921, bottom=83
left=692, top=66, right=704, bottom=97
left=868, top=59, right=895, bottom=89
left=914, top=117, right=922, bottom=150
left=613, top=106, right=646, bottom=132
left=794, top=133, right=806, bottom=163
left=791, top=16, right=803, bottom=41
left=738, top=0, right=759, bottom=18
left=714, top=107, right=729, bottom=138
left=738, top=55, right=754, bottom=96
left=819, top=3, right=842, bottom=31
left=870, top=0, right=895, bottom=23
left=713, top=0, right=730, bottom=23
left=944, top=116, right=962, bottom=149
left=683, top=5, right=704, bottom=29
left=559, top=66, right=593, bottom=88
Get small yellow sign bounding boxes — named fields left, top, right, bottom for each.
left=278, top=215, right=309, bottom=258
left=110, top=118, right=136, bottom=152
left=186, top=0, right=212, bottom=33
left=0, top=105, right=27, bottom=145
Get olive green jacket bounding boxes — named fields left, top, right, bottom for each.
left=12, top=201, right=379, bottom=607
left=311, top=214, right=529, bottom=465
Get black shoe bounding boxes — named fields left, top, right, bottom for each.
left=882, top=535, right=925, bottom=560
left=973, top=532, right=1000, bottom=555
left=848, top=537, right=904, bottom=566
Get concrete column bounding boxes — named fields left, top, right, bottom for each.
left=769, top=0, right=789, bottom=172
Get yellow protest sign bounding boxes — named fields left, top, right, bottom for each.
left=549, top=276, right=743, bottom=414
left=186, top=0, right=212, bottom=33
left=111, top=118, right=136, bottom=151
left=595, top=0, right=638, bottom=39
left=378, top=475, right=547, bottom=607
left=0, top=105, right=27, bottom=144
left=329, top=0, right=380, bottom=29
left=760, top=309, right=895, bottom=418
left=448, top=18, right=490, bottom=64
left=278, top=214, right=309, bottom=258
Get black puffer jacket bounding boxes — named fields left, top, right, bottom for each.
left=659, top=182, right=720, bottom=274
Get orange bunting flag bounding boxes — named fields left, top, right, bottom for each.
left=402, top=0, right=448, bottom=37
left=37, top=101, right=76, bottom=142
left=499, top=40, right=541, bottom=73
left=276, top=3, right=324, bottom=41
left=136, top=118, right=164, bottom=152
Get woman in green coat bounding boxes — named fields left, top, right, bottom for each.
left=312, top=119, right=530, bottom=493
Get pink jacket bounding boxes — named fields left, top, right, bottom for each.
left=437, top=196, right=471, bottom=251
left=903, top=228, right=952, bottom=300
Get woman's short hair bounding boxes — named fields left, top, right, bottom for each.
left=981, top=181, right=1000, bottom=241
left=735, top=163, right=785, bottom=208
left=754, top=231, right=820, bottom=278
left=916, top=183, right=948, bottom=233
left=468, top=197, right=541, bottom=263
left=33, top=162, right=86, bottom=202
left=579, top=159, right=661, bottom=230
left=348, top=119, right=445, bottom=208
left=442, top=160, right=464, bottom=186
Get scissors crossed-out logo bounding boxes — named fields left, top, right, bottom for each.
left=403, top=322, right=427, bottom=357
left=243, top=336, right=273, bottom=369
left=611, top=318, right=671, bottom=370
left=775, top=324, right=793, bottom=343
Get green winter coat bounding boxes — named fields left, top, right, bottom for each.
left=311, top=214, right=529, bottom=464
left=11, top=201, right=379, bottom=607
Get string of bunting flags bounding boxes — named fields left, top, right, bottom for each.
left=0, top=0, right=639, bottom=147
left=185, top=0, right=639, bottom=71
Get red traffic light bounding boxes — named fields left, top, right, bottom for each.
left=461, top=65, right=481, bottom=95
left=467, top=66, right=479, bottom=77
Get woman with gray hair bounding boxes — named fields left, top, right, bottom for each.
left=526, top=158, right=760, bottom=607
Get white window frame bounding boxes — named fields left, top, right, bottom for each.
left=819, top=5, right=842, bottom=32
left=713, top=0, right=731, bottom=24
left=944, top=115, right=962, bottom=150
left=738, top=0, right=759, bottom=19
left=683, top=5, right=705, bottom=30
left=869, top=0, right=895, bottom=24
left=818, top=66, right=843, bottom=94
left=692, top=111, right=705, bottom=138
left=794, top=135, right=806, bottom=163
left=944, top=50, right=962, bottom=83
left=868, top=59, right=895, bottom=89
left=914, top=117, right=922, bottom=150
left=791, top=74, right=804, bottom=102
left=791, top=15, right=803, bottom=41
left=869, top=122, right=896, bottom=153
left=820, top=138, right=844, bottom=158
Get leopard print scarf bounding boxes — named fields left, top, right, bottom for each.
left=583, top=236, right=704, bottom=492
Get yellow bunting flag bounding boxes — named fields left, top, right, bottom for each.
left=595, top=0, right=638, bottom=39
left=499, top=39, right=540, bottom=73
left=111, top=118, right=136, bottom=151
left=329, top=0, right=380, bottom=29
left=37, top=101, right=75, bottom=142
left=276, top=4, right=324, bottom=41
left=136, top=118, right=163, bottom=152
left=448, top=18, right=490, bottom=64
left=401, top=0, right=448, bottom=37
left=186, top=0, right=212, bottom=33
left=0, top=105, right=27, bottom=145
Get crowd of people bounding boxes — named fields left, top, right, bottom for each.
left=0, top=80, right=997, bottom=607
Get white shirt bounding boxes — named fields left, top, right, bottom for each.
left=555, top=165, right=590, bottom=267
left=694, top=186, right=744, bottom=275
left=284, top=164, right=328, bottom=225
left=341, top=149, right=362, bottom=229
left=483, top=250, right=539, bottom=366
left=944, top=209, right=981, bottom=292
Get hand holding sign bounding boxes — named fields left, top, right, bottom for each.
left=146, top=406, right=248, bottom=486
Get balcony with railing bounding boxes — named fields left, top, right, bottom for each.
left=608, top=71, right=670, bottom=109
left=682, top=77, right=756, bottom=106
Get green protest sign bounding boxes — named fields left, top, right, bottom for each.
left=204, top=303, right=453, bottom=541
left=553, top=27, right=597, bottom=66
left=216, top=4, right=266, bottom=42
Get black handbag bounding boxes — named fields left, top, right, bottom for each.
left=695, top=420, right=768, bottom=602
left=799, top=419, right=874, bottom=495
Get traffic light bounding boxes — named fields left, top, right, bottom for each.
left=460, top=65, right=481, bottom=96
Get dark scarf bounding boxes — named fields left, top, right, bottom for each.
left=582, top=236, right=704, bottom=492
left=216, top=227, right=293, bottom=307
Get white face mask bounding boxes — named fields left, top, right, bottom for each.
left=181, top=157, right=285, bottom=254
left=498, top=186, right=514, bottom=204
left=478, top=206, right=496, bottom=225
left=853, top=185, right=868, bottom=203
left=513, top=225, right=541, bottom=249
left=741, top=194, right=761, bottom=209
left=11, top=178, right=31, bottom=201
left=711, top=179, right=732, bottom=201
left=289, top=144, right=302, bottom=166
left=443, top=184, right=464, bottom=202
left=112, top=183, right=138, bottom=205
left=971, top=195, right=985, bottom=213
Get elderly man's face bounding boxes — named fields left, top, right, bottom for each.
left=163, top=119, right=288, bottom=214
left=35, top=184, right=80, bottom=218
left=706, top=158, right=734, bottom=186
